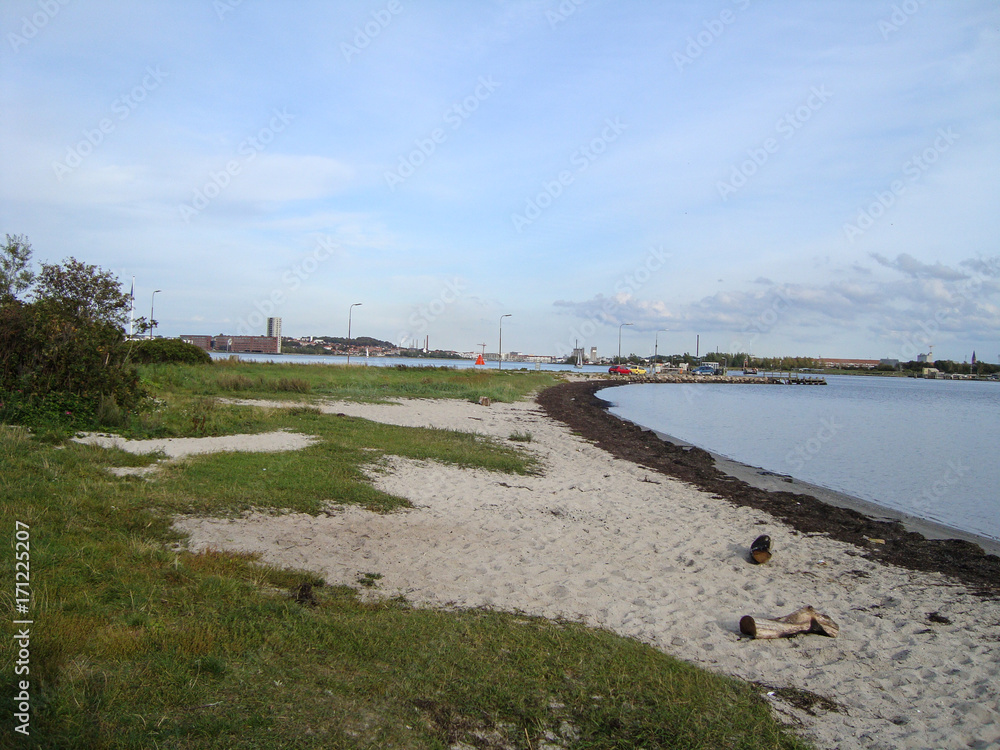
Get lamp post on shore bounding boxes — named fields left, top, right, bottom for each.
left=618, top=322, right=633, bottom=363
left=347, top=302, right=362, bottom=365
left=655, top=328, right=668, bottom=369
left=149, top=290, right=161, bottom=340
left=498, top=314, right=511, bottom=370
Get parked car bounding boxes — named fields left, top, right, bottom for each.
left=690, top=365, right=716, bottom=375
left=608, top=365, right=631, bottom=375
left=628, top=366, right=647, bottom=375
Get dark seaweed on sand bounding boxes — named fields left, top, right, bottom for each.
left=537, top=381, right=1000, bottom=597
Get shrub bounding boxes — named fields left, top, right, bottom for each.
left=0, top=298, right=146, bottom=427
left=129, top=338, right=212, bottom=365
left=0, top=251, right=149, bottom=431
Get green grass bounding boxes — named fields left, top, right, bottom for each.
left=139, top=360, right=558, bottom=405
left=149, top=408, right=540, bottom=516
left=0, top=366, right=812, bottom=749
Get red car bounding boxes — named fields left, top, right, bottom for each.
left=608, top=365, right=631, bottom=375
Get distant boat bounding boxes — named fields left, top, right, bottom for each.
left=743, top=357, right=758, bottom=375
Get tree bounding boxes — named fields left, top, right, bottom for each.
left=32, top=256, right=132, bottom=329
left=0, top=233, right=35, bottom=302
left=1, top=253, right=149, bottom=428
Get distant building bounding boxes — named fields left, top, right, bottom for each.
left=820, top=357, right=881, bottom=369
left=266, top=318, right=281, bottom=354
left=179, top=334, right=280, bottom=355
left=590, top=346, right=598, bottom=363
left=507, top=352, right=557, bottom=363
left=181, top=335, right=212, bottom=350
left=220, top=335, right=280, bottom=354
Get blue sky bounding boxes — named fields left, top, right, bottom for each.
left=2, top=0, right=998, bottom=361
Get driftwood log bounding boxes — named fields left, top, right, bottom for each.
left=749, top=534, right=772, bottom=564
left=740, top=605, right=839, bottom=639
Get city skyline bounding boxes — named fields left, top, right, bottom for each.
left=3, top=1, right=998, bottom=362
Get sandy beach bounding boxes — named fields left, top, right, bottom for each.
left=169, top=392, right=1000, bottom=750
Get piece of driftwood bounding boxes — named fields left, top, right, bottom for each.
left=740, top=606, right=839, bottom=639
left=750, top=534, right=772, bottom=564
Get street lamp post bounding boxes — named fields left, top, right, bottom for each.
left=149, top=289, right=161, bottom=340
left=655, top=328, right=668, bottom=369
left=347, top=302, right=362, bottom=365
left=618, top=322, right=633, bottom=363
left=498, top=314, right=511, bottom=370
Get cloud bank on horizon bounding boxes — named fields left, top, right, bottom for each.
left=2, top=0, right=998, bottom=361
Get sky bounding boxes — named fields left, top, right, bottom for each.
left=2, top=0, right=999, bottom=362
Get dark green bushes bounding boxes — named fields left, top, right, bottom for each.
left=129, top=338, right=212, bottom=365
left=0, top=246, right=155, bottom=431
left=0, top=298, right=145, bottom=428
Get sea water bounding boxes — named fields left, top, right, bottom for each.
left=602, top=375, right=1000, bottom=542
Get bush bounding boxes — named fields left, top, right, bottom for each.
left=0, top=251, right=151, bottom=431
left=129, top=338, right=212, bottom=365
left=0, top=299, right=146, bottom=428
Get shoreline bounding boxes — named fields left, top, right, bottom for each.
left=536, top=380, right=1000, bottom=595
left=634, top=426, right=1000, bottom=558
left=692, top=441, right=1000, bottom=558
left=591, top=379, right=1000, bottom=554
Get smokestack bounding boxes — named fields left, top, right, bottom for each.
left=696, top=335, right=700, bottom=358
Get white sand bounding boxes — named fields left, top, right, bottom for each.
left=75, top=429, right=317, bottom=459
left=174, top=398, right=1000, bottom=750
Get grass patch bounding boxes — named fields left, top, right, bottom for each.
left=508, top=430, right=533, bottom=443
left=139, top=360, right=557, bottom=404
left=0, top=368, right=812, bottom=749
left=148, top=407, right=539, bottom=516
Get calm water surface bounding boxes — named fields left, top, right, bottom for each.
left=603, top=375, right=1000, bottom=542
